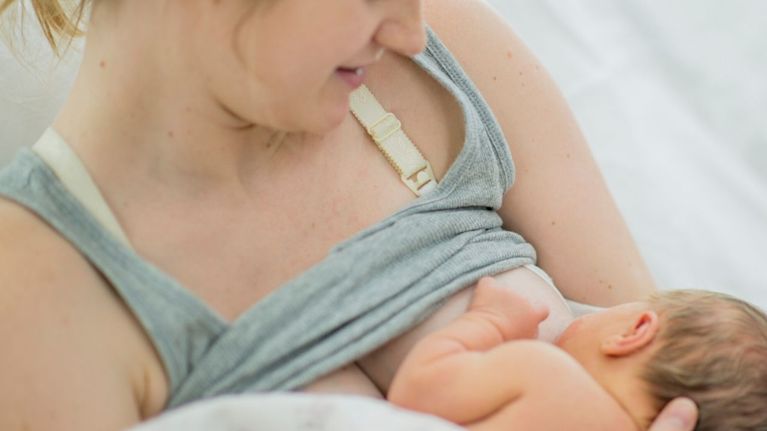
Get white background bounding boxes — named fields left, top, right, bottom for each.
left=486, top=0, right=767, bottom=308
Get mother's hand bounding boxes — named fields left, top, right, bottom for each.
left=647, top=398, right=698, bottom=431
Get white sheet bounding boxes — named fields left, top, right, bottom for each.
left=130, top=394, right=462, bottom=431
left=1, top=1, right=766, bottom=429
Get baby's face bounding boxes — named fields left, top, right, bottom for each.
left=555, top=301, right=650, bottom=364
left=556, top=301, right=666, bottom=430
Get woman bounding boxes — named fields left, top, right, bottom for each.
left=0, top=0, right=696, bottom=429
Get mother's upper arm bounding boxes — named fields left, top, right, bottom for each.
left=424, top=0, right=656, bottom=305
left=0, top=200, right=144, bottom=430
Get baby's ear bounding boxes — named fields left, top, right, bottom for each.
left=600, top=311, right=659, bottom=357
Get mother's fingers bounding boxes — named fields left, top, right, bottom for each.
left=647, top=398, right=698, bottom=431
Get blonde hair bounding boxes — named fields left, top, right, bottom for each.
left=0, top=0, right=88, bottom=55
left=642, top=290, right=767, bottom=431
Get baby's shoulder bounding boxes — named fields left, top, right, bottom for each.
left=511, top=343, right=637, bottom=430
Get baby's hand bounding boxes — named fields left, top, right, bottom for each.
left=469, top=277, right=550, bottom=341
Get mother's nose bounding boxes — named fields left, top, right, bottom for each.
left=374, top=0, right=427, bottom=57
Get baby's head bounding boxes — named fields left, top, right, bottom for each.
left=556, top=290, right=767, bottom=430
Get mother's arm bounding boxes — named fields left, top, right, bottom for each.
left=424, top=0, right=655, bottom=306
left=0, top=199, right=152, bottom=430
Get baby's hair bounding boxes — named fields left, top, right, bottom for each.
left=0, top=0, right=88, bottom=55
left=642, top=290, right=767, bottom=431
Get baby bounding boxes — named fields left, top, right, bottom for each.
left=389, top=277, right=767, bottom=430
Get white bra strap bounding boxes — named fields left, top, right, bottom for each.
left=349, top=85, right=438, bottom=196
left=32, top=128, right=134, bottom=250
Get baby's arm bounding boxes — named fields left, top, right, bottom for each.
left=388, top=277, right=636, bottom=430
left=388, top=277, right=550, bottom=424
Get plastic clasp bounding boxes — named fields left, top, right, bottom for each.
left=401, top=162, right=438, bottom=196
left=367, top=113, right=402, bottom=143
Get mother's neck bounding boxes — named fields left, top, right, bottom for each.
left=52, top=1, right=307, bottom=206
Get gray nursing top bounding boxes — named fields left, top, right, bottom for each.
left=0, top=26, right=536, bottom=409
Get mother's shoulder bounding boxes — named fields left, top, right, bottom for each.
left=0, top=196, right=85, bottom=270
left=422, top=0, right=561, bottom=151
left=0, top=195, right=164, bottom=426
left=423, top=0, right=537, bottom=78
left=0, top=196, right=112, bottom=310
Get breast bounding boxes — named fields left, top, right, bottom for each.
left=357, top=265, right=575, bottom=395
left=494, top=266, right=575, bottom=343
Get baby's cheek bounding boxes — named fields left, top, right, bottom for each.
left=554, top=318, right=583, bottom=348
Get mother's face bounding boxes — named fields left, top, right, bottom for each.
left=191, top=0, right=426, bottom=135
